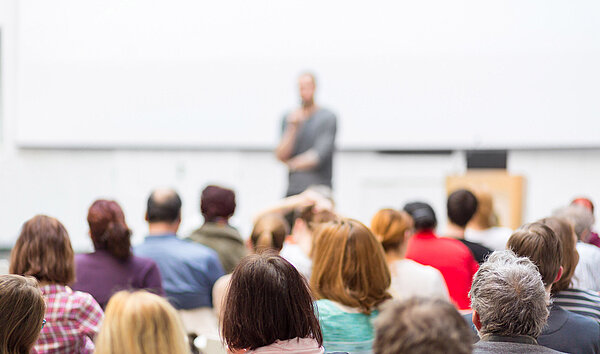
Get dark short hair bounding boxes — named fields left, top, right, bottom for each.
left=403, top=202, right=437, bottom=230
left=373, top=297, right=472, bottom=354
left=10, top=215, right=75, bottom=285
left=88, top=200, right=132, bottom=260
left=200, top=185, right=236, bottom=222
left=0, top=275, right=46, bottom=354
left=146, top=189, right=182, bottom=223
left=447, top=189, right=478, bottom=227
left=222, top=253, right=322, bottom=351
left=507, top=222, right=562, bottom=286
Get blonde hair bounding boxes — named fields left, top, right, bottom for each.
left=95, top=291, right=188, bottom=354
left=370, top=209, right=414, bottom=253
left=310, top=218, right=391, bottom=314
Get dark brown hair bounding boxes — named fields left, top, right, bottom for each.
left=373, top=297, right=473, bottom=354
left=370, top=209, right=414, bottom=252
left=311, top=218, right=392, bottom=314
left=10, top=215, right=75, bottom=285
left=88, top=200, right=132, bottom=261
left=250, top=214, right=289, bottom=253
left=0, top=275, right=46, bottom=354
left=221, top=253, right=322, bottom=351
left=447, top=189, right=478, bottom=228
left=201, top=185, right=236, bottom=222
left=507, top=222, right=562, bottom=286
left=539, top=217, right=579, bottom=293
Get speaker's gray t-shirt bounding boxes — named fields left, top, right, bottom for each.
left=281, top=108, right=337, bottom=196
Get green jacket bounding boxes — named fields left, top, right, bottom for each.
left=187, top=222, right=247, bottom=273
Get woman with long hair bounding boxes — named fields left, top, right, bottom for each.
left=311, top=218, right=391, bottom=353
left=10, top=215, right=104, bottom=353
left=0, top=275, right=46, bottom=354
left=72, top=199, right=164, bottom=309
left=95, top=290, right=189, bottom=354
left=221, top=253, right=323, bottom=353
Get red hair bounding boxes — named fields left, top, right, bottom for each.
left=88, top=200, right=131, bottom=260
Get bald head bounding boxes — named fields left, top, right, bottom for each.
left=146, top=188, right=182, bottom=224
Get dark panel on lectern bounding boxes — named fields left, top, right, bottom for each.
left=467, top=150, right=507, bottom=169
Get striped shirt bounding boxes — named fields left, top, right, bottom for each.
left=553, top=288, right=600, bottom=322
left=35, top=284, right=104, bottom=354
left=315, top=299, right=378, bottom=354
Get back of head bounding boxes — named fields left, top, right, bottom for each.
left=403, top=202, right=437, bottom=231
left=146, top=189, right=182, bottom=224
left=506, top=222, right=562, bottom=286
left=311, top=218, right=391, bottom=314
left=370, top=209, right=414, bottom=253
left=95, top=290, right=188, bottom=354
left=222, top=253, right=322, bottom=351
left=250, top=213, right=290, bottom=253
left=0, top=275, right=46, bottom=354
left=373, top=297, right=472, bottom=354
left=553, top=204, right=594, bottom=241
left=539, top=217, right=579, bottom=293
left=88, top=200, right=132, bottom=261
left=572, top=197, right=594, bottom=214
left=468, top=190, right=495, bottom=229
left=10, top=215, right=75, bottom=285
left=469, top=250, right=549, bottom=338
left=447, top=189, right=478, bottom=228
left=200, top=185, right=236, bottom=222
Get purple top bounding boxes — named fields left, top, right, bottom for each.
left=72, top=249, right=164, bottom=309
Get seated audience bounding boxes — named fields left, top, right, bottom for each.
left=311, top=218, right=391, bottom=353
left=403, top=202, right=478, bottom=310
left=0, top=275, right=46, bottom=354
left=71, top=199, right=164, bottom=309
left=446, top=189, right=492, bottom=263
left=507, top=222, right=600, bottom=353
left=373, top=297, right=473, bottom=354
left=571, top=197, right=600, bottom=248
left=470, top=250, right=559, bottom=353
left=10, top=215, right=104, bottom=353
left=95, top=290, right=189, bottom=354
left=221, top=253, right=324, bottom=353
left=465, top=189, right=512, bottom=251
left=370, top=208, right=449, bottom=301
left=187, top=185, right=246, bottom=273
left=212, top=213, right=289, bottom=317
left=541, top=217, right=600, bottom=321
left=134, top=188, right=224, bottom=310
left=554, top=204, right=600, bottom=292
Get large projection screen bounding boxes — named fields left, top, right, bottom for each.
left=15, top=0, right=600, bottom=150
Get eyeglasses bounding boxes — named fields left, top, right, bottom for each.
left=42, top=319, right=46, bottom=329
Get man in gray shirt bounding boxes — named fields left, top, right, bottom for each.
left=275, top=73, right=337, bottom=196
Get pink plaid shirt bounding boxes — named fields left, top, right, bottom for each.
left=35, top=284, right=104, bottom=354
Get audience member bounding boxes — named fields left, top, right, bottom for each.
left=554, top=204, right=600, bottom=291
left=222, top=253, right=324, bottom=353
left=95, top=290, right=189, bottom=354
left=470, top=250, right=559, bottom=353
left=187, top=185, right=246, bottom=273
left=465, top=189, right=512, bottom=251
left=571, top=197, right=600, bottom=247
left=311, top=218, right=391, bottom=353
left=541, top=217, right=600, bottom=321
left=0, top=275, right=46, bottom=354
left=212, top=213, right=290, bottom=316
left=370, top=208, right=449, bottom=301
left=71, top=199, right=164, bottom=309
left=10, top=215, right=104, bottom=353
left=134, top=189, right=224, bottom=310
left=373, top=297, right=473, bottom=354
left=507, top=222, right=600, bottom=353
left=446, top=189, right=492, bottom=263
left=403, top=202, right=478, bottom=310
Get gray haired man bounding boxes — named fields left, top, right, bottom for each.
left=470, top=250, right=562, bottom=353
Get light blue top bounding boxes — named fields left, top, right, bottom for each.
left=315, top=299, right=378, bottom=354
left=134, top=234, right=224, bottom=309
